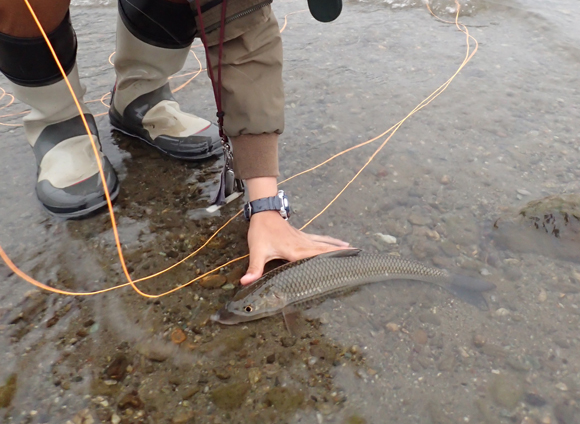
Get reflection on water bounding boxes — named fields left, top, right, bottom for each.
left=1, top=0, right=580, bottom=422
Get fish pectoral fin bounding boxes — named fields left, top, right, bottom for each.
left=315, top=248, right=362, bottom=259
left=282, top=305, right=303, bottom=335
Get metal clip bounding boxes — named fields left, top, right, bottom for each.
left=210, top=138, right=245, bottom=207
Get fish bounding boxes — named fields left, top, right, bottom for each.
left=211, top=249, right=496, bottom=326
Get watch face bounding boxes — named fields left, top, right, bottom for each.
left=243, top=203, right=251, bottom=221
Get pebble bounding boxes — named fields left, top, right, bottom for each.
left=171, top=409, right=195, bottom=424
left=440, top=240, right=459, bottom=257
left=180, top=386, right=199, bottom=400
left=374, top=233, right=397, bottom=244
left=553, top=337, right=571, bottom=349
left=221, top=283, right=235, bottom=291
left=524, top=393, right=547, bottom=407
left=480, top=268, right=491, bottom=276
left=418, top=312, right=441, bottom=326
left=494, top=308, right=511, bottom=317
left=517, top=189, right=532, bottom=196
left=490, top=373, right=523, bottom=409
left=171, top=329, right=187, bottom=345
left=0, top=374, right=17, bottom=408
left=408, top=213, right=432, bottom=226
left=553, top=402, right=580, bottom=424
left=538, top=289, right=547, bottom=302
left=199, top=274, right=227, bottom=289
left=226, top=268, right=246, bottom=286
left=555, top=382, right=568, bottom=391
left=280, top=336, right=296, bottom=347
left=438, top=356, right=455, bottom=372
left=214, top=368, right=231, bottom=380
left=385, top=323, right=400, bottom=332
left=482, top=343, right=507, bottom=359
left=506, top=356, right=532, bottom=372
left=118, top=391, right=143, bottom=409
left=210, top=382, right=250, bottom=410
left=248, top=368, right=262, bottom=384
left=264, top=387, right=304, bottom=413
left=440, top=175, right=450, bottom=185
left=472, top=334, right=486, bottom=348
left=136, top=341, right=173, bottom=362
left=426, top=230, right=440, bottom=241
left=111, top=414, right=121, bottom=424
left=412, top=329, right=428, bottom=345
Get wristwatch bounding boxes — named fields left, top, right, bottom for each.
left=244, top=190, right=291, bottom=221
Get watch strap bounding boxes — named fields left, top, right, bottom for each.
left=247, top=196, right=282, bottom=215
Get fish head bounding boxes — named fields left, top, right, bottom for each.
left=211, top=282, right=286, bottom=325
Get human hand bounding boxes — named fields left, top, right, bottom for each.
left=240, top=210, right=351, bottom=285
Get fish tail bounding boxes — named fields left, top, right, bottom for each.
left=440, top=274, right=496, bottom=311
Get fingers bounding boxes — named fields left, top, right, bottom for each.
left=240, top=248, right=267, bottom=286
left=305, top=233, right=351, bottom=247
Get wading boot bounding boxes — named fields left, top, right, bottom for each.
left=0, top=12, right=119, bottom=219
left=109, top=0, right=222, bottom=161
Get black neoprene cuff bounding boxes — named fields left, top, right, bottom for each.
left=0, top=11, right=77, bottom=87
left=118, top=0, right=196, bottom=49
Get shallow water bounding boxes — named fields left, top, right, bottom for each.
left=1, top=0, right=580, bottom=423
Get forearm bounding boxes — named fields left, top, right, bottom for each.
left=245, top=175, right=278, bottom=202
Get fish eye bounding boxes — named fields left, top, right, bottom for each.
left=244, top=305, right=253, bottom=313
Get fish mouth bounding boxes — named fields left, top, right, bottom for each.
left=210, top=308, right=243, bottom=325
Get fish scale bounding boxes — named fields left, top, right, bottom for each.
left=213, top=249, right=496, bottom=325
left=270, top=254, right=450, bottom=305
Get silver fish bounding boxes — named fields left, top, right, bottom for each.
left=212, top=249, right=496, bottom=325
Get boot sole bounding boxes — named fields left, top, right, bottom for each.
left=42, top=179, right=121, bottom=220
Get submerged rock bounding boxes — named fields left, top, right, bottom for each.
left=264, top=387, right=304, bottom=413
left=0, top=374, right=17, bottom=408
left=210, top=382, right=250, bottom=410
left=489, top=373, right=523, bottom=409
left=492, top=194, right=580, bottom=262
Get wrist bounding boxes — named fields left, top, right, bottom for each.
left=245, top=176, right=278, bottom=202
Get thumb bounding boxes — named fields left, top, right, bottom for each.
left=240, top=251, right=266, bottom=286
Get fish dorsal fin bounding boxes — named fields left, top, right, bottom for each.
left=315, top=248, right=362, bottom=259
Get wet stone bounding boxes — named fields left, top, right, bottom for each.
left=210, top=382, right=250, bottom=410
left=440, top=240, right=459, bottom=257
left=473, top=334, right=486, bottom=348
left=524, top=393, right=547, bottom=407
left=438, top=356, right=455, bottom=372
left=226, top=267, right=245, bottom=286
left=180, top=386, right=200, bottom=400
left=507, top=356, right=533, bottom=372
left=264, top=387, right=304, bottom=413
left=412, top=329, right=428, bottom=345
left=214, top=368, right=231, bottom=380
left=199, top=274, right=227, bottom=289
left=345, top=416, right=367, bottom=424
left=118, top=391, right=143, bottom=410
left=482, top=343, right=507, bottom=359
left=248, top=368, right=262, bottom=384
left=553, top=402, right=580, bottom=424
left=171, top=408, right=195, bottom=424
left=281, top=336, right=297, bottom=347
left=553, top=336, right=571, bottom=349
left=408, top=213, right=432, bottom=226
left=428, top=400, right=454, bottom=424
left=0, top=374, right=17, bottom=408
left=490, top=373, right=524, bottom=409
left=104, top=354, right=129, bottom=381
left=418, top=312, right=442, bottom=326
